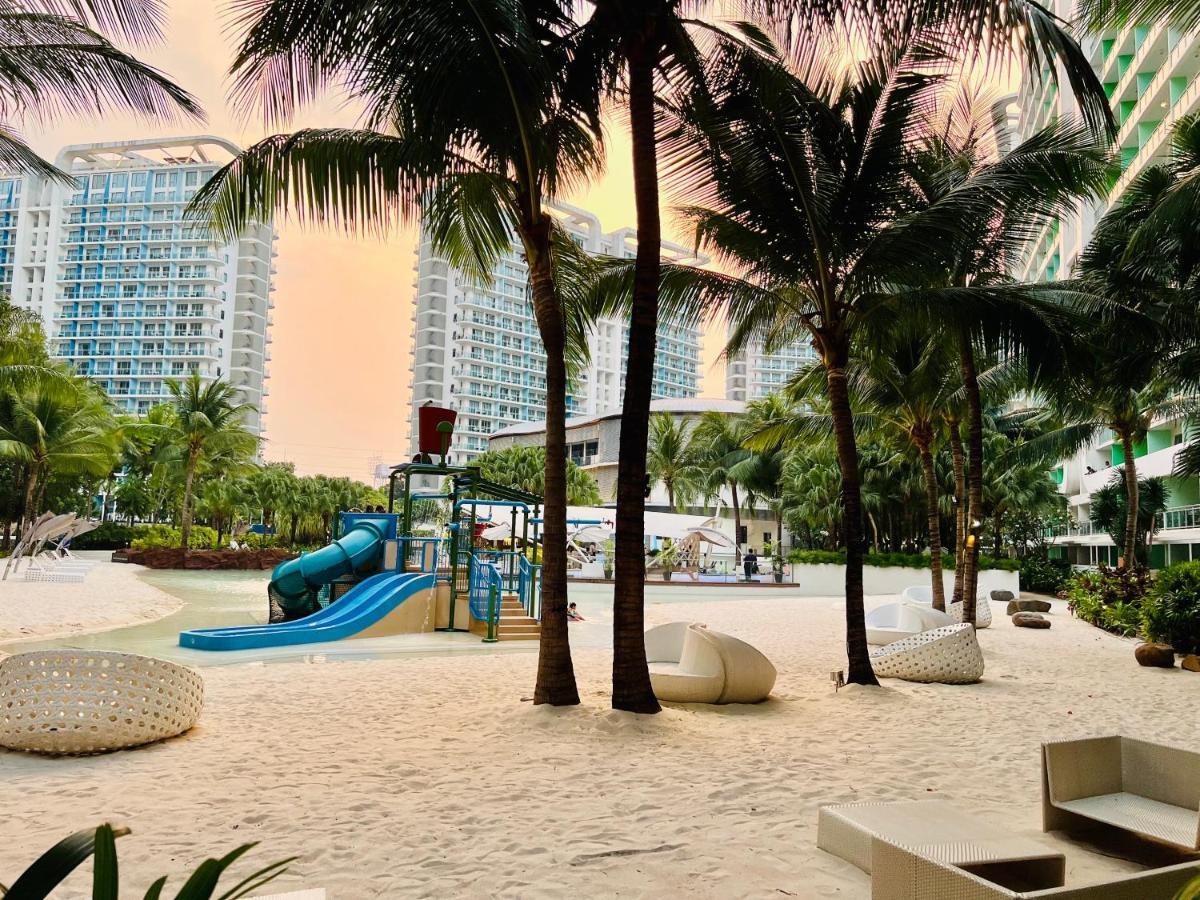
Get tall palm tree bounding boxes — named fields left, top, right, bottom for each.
left=0, top=0, right=201, bottom=179
left=1081, top=0, right=1200, bottom=37
left=195, top=1, right=604, bottom=706
left=645, top=412, right=699, bottom=511
left=691, top=410, right=750, bottom=563
left=165, top=373, right=256, bottom=551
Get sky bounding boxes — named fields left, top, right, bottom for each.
left=22, top=1, right=727, bottom=482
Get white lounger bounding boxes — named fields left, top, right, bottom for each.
left=901, top=584, right=992, bottom=628
left=644, top=622, right=776, bottom=704
left=866, top=602, right=954, bottom=646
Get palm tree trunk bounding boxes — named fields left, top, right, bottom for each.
left=526, top=221, right=579, bottom=707
left=611, top=36, right=663, bottom=714
left=666, top=482, right=673, bottom=511
left=1118, top=429, right=1139, bottom=568
left=947, top=417, right=966, bottom=606
left=958, top=332, right=984, bottom=627
left=21, top=464, right=39, bottom=530
left=180, top=447, right=199, bottom=551
left=731, top=482, right=742, bottom=565
left=917, top=437, right=947, bottom=612
left=825, top=344, right=877, bottom=686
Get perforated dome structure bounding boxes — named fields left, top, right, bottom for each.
left=869, top=623, right=984, bottom=685
left=0, top=651, right=203, bottom=755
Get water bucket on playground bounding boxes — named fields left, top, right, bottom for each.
left=417, top=406, right=457, bottom=456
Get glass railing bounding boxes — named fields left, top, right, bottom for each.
left=1159, top=505, right=1200, bottom=531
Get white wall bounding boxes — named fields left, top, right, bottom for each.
left=787, top=564, right=1020, bottom=598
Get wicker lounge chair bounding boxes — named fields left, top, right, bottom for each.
left=899, top=585, right=992, bottom=628
left=644, top=622, right=776, bottom=704
left=869, top=623, right=984, bottom=684
left=1041, top=736, right=1200, bottom=850
left=866, top=602, right=954, bottom=646
left=869, top=838, right=1200, bottom=899
left=0, top=651, right=204, bottom=755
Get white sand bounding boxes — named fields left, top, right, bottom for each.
left=2, top=580, right=1198, bottom=898
left=0, top=558, right=181, bottom=646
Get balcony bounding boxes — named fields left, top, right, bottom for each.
left=1159, top=504, right=1200, bottom=531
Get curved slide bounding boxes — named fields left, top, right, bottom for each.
left=269, top=516, right=391, bottom=612
left=180, top=571, right=435, bottom=651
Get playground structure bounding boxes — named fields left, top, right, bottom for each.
left=179, top=459, right=546, bottom=651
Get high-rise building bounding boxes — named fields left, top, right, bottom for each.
left=407, top=201, right=705, bottom=464
left=1017, top=10, right=1200, bottom=567
left=0, top=136, right=277, bottom=433
left=725, top=335, right=816, bottom=403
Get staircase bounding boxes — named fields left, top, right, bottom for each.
left=469, top=592, right=541, bottom=641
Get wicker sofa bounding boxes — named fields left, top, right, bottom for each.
left=869, top=838, right=1200, bottom=899
left=869, top=623, right=984, bottom=684
left=1041, top=735, right=1200, bottom=850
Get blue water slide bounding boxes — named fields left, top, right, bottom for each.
left=179, top=572, right=434, bottom=651
left=269, top=516, right=392, bottom=611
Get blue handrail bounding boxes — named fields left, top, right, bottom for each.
left=468, top=554, right=502, bottom=624
left=519, top=554, right=542, bottom=620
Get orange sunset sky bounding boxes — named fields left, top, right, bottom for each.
left=23, top=1, right=727, bottom=481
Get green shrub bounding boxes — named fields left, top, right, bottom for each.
left=1065, top=566, right=1150, bottom=637
left=786, top=549, right=1019, bottom=571
left=1142, top=560, right=1200, bottom=655
left=131, top=524, right=219, bottom=550
left=70, top=522, right=134, bottom=550
left=1019, top=553, right=1072, bottom=594
left=0, top=822, right=293, bottom=898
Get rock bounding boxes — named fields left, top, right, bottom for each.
left=1007, top=598, right=1052, bottom=615
left=1182, top=655, right=1200, bottom=673
left=991, top=590, right=1015, bottom=604
left=1134, top=643, right=1176, bottom=668
left=1012, top=612, right=1051, bottom=629
left=124, top=547, right=296, bottom=570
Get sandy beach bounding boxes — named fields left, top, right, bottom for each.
left=1, top=565, right=1198, bottom=898
left=0, top=557, right=182, bottom=646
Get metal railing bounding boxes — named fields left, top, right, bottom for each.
left=1159, top=505, right=1200, bottom=531
left=399, top=536, right=450, bottom=580
left=519, top=554, right=542, bottom=620
left=468, top=554, right=501, bottom=643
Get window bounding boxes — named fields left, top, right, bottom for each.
left=154, top=172, right=167, bottom=188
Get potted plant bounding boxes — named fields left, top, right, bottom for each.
left=601, top=537, right=614, bottom=579
left=772, top=555, right=785, bottom=584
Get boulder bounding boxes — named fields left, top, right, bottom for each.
left=1007, top=598, right=1052, bottom=615
left=1134, top=643, right=1176, bottom=668
left=1012, top=612, right=1051, bottom=629
left=990, top=590, right=1015, bottom=604
left=1182, top=655, right=1200, bottom=673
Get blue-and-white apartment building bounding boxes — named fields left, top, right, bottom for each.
left=407, top=200, right=705, bottom=465
left=0, top=136, right=277, bottom=434
left=1017, top=5, right=1200, bottom=567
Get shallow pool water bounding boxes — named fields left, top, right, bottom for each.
left=2, top=568, right=812, bottom=666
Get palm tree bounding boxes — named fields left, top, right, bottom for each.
left=197, top=477, right=246, bottom=549
left=193, top=1, right=604, bottom=708
left=165, top=373, right=256, bottom=551
left=0, top=373, right=117, bottom=525
left=576, top=0, right=1111, bottom=704
left=1081, top=0, right=1200, bottom=38
left=1091, top=474, right=1170, bottom=565
left=0, top=0, right=200, bottom=179
left=646, top=412, right=699, bottom=511
left=472, top=446, right=603, bottom=506
left=691, top=410, right=750, bottom=563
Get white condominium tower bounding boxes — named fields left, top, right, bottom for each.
left=725, top=336, right=816, bottom=403
left=1017, top=3, right=1200, bottom=282
left=0, top=136, right=277, bottom=434
left=1017, top=9, right=1200, bottom=568
left=407, top=201, right=706, bottom=464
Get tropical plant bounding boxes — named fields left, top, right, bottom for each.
left=0, top=0, right=200, bottom=180
left=164, top=373, right=256, bottom=551
left=193, top=0, right=610, bottom=708
left=1142, top=560, right=1200, bottom=656
left=197, top=477, right=247, bottom=548
left=645, top=412, right=699, bottom=511
left=0, top=822, right=293, bottom=899
left=0, top=371, right=118, bottom=527
left=1090, top=474, right=1169, bottom=568
left=691, top=410, right=750, bottom=563
left=1018, top=552, right=1072, bottom=595
left=470, top=446, right=602, bottom=506
left=1065, top=566, right=1151, bottom=637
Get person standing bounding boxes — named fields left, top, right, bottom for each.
left=743, top=547, right=758, bottom=581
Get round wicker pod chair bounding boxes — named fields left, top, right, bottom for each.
left=900, top=585, right=993, bottom=629
left=869, top=623, right=984, bottom=685
left=0, top=650, right=204, bottom=755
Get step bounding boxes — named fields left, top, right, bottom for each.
left=496, top=630, right=540, bottom=641
left=498, top=615, right=538, bottom=627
